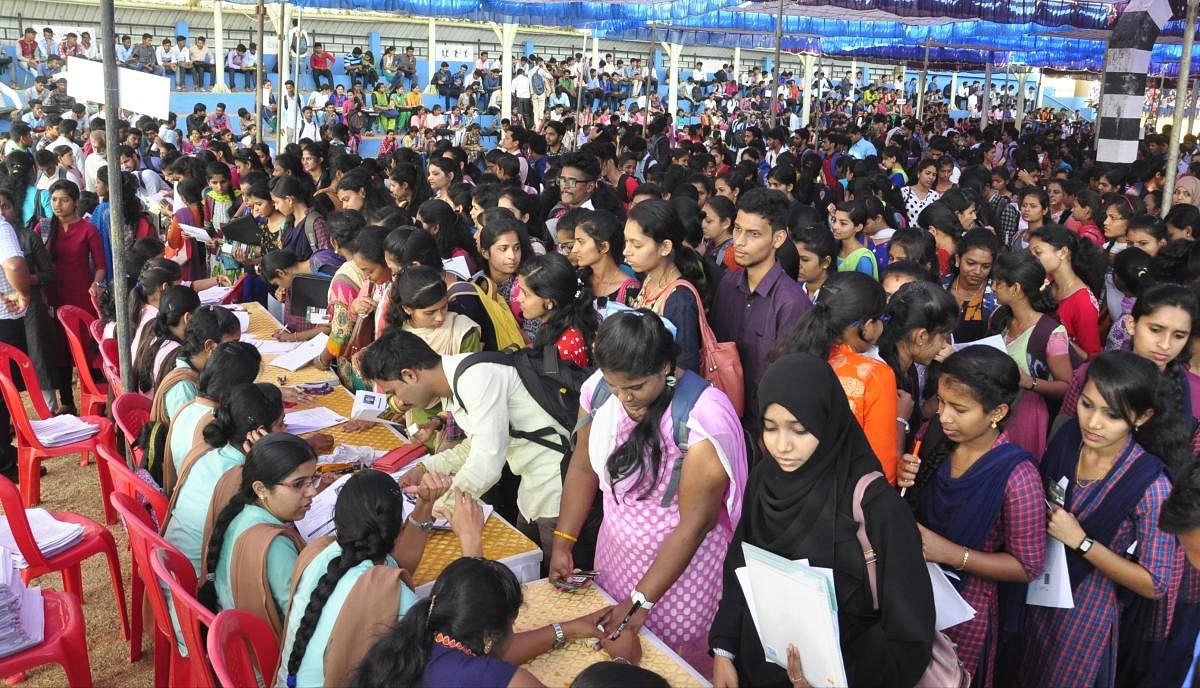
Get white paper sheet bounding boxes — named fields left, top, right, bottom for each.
left=242, top=336, right=303, bottom=356
left=740, top=544, right=847, bottom=688
left=927, top=563, right=977, bottom=630
left=442, top=255, right=472, bottom=281
left=283, top=406, right=347, bottom=434
left=350, top=390, right=404, bottom=426
left=1026, top=538, right=1075, bottom=609
left=180, top=223, right=214, bottom=243
left=196, top=285, right=231, bottom=305
left=953, top=334, right=1008, bottom=354
left=295, top=473, right=349, bottom=541
left=267, top=332, right=330, bottom=371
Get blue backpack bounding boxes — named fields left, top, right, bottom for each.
left=573, top=370, right=710, bottom=507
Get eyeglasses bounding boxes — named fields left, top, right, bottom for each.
left=558, top=177, right=595, bottom=189
left=276, top=475, right=321, bottom=490
left=557, top=240, right=576, bottom=253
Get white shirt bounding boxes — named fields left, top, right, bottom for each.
left=513, top=73, right=532, bottom=99
left=83, top=152, right=105, bottom=192
left=0, top=217, right=25, bottom=319
left=298, top=118, right=319, bottom=142
left=172, top=45, right=191, bottom=63
left=81, top=42, right=100, bottom=60
left=422, top=355, right=566, bottom=521
left=307, top=91, right=328, bottom=110
left=47, top=135, right=83, bottom=172
left=156, top=46, right=175, bottom=65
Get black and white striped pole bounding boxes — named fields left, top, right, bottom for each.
left=1097, top=0, right=1172, bottom=165
left=1162, top=0, right=1199, bottom=216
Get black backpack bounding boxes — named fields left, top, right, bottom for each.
left=450, top=345, right=592, bottom=464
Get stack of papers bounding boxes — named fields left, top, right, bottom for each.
left=284, top=407, right=348, bottom=434
left=268, top=333, right=330, bottom=371
left=28, top=416, right=99, bottom=447
left=196, top=285, right=231, bottom=305
left=927, top=563, right=977, bottom=630
left=0, top=510, right=85, bottom=568
left=179, top=223, right=214, bottom=244
left=317, top=444, right=384, bottom=467
left=242, top=336, right=304, bottom=356
left=0, top=546, right=43, bottom=659
left=737, top=543, right=847, bottom=688
left=400, top=490, right=494, bottom=531
left=215, top=308, right=251, bottom=332
left=952, top=334, right=1008, bottom=354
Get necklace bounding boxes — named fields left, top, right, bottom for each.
left=951, top=276, right=986, bottom=306
left=433, top=632, right=477, bottom=656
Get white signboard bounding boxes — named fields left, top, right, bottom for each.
left=65, top=56, right=171, bottom=121
left=434, top=44, right=475, bottom=63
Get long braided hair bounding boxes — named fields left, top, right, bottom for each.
left=284, top=470, right=405, bottom=682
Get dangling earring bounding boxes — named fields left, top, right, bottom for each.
left=990, top=418, right=999, bottom=429
left=483, top=636, right=494, bottom=655
left=665, top=374, right=677, bottom=388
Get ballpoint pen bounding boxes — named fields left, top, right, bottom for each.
left=608, top=599, right=643, bottom=640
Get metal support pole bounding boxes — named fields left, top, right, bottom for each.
left=292, top=6, right=302, bottom=101
left=733, top=46, right=741, bottom=86
left=276, top=0, right=287, bottom=149
left=663, top=42, right=681, bottom=127
left=1190, top=76, right=1200, bottom=136
left=427, top=18, right=437, bottom=88
left=1161, top=0, right=1198, bottom=217
left=255, top=0, right=265, bottom=142
left=1015, top=67, right=1028, bottom=129
left=980, top=53, right=993, bottom=128
left=100, top=0, right=132, bottom=394
left=769, top=0, right=784, bottom=127
left=916, top=43, right=930, bottom=117
left=491, top=22, right=515, bottom=122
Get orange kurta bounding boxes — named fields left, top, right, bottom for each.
left=828, top=343, right=900, bottom=484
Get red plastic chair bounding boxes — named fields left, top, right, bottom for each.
left=88, top=290, right=101, bottom=319
left=0, top=475, right=129, bottom=644
left=0, top=590, right=94, bottom=687
left=110, top=492, right=184, bottom=687
left=87, top=319, right=105, bottom=348
left=220, top=274, right=247, bottom=305
left=208, top=609, right=279, bottom=688
left=0, top=343, right=118, bottom=521
left=150, top=547, right=216, bottom=688
left=98, top=336, right=119, bottom=369
left=56, top=306, right=107, bottom=417
left=100, top=446, right=166, bottom=664
left=111, top=393, right=151, bottom=467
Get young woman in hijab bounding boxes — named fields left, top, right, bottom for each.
left=898, top=346, right=1046, bottom=688
left=709, top=353, right=934, bottom=688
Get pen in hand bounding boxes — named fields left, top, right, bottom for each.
left=609, top=600, right=643, bottom=641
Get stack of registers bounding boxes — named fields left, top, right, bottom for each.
left=0, top=546, right=43, bottom=659
left=0, top=509, right=86, bottom=568
left=28, top=416, right=99, bottom=447
left=737, top=543, right=847, bottom=688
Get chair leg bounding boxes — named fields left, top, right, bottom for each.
left=95, top=456, right=117, bottom=525
left=18, top=451, right=39, bottom=505
left=79, top=448, right=89, bottom=467
left=129, top=570, right=144, bottom=662
left=60, top=623, right=95, bottom=688
left=99, top=534, right=130, bottom=640
left=60, top=564, right=83, bottom=601
left=152, top=631, right=171, bottom=688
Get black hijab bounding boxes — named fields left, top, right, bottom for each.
left=748, top=353, right=884, bottom=563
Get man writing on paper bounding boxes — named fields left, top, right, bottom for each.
left=360, top=329, right=565, bottom=566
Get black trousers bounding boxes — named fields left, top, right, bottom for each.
left=0, top=317, right=28, bottom=474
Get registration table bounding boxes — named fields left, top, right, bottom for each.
left=515, top=580, right=711, bottom=687
left=240, top=302, right=542, bottom=589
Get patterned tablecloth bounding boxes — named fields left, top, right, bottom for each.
left=240, top=302, right=541, bottom=588
left=515, top=580, right=711, bottom=687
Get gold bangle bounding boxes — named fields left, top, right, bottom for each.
left=553, top=530, right=578, bottom=543
left=956, top=548, right=970, bottom=571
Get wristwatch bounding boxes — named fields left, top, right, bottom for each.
left=1076, top=536, right=1095, bottom=555
left=407, top=515, right=435, bottom=533
left=630, top=589, right=656, bottom=611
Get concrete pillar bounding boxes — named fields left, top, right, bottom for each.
left=523, top=40, right=534, bottom=57
left=213, top=1, right=229, bottom=93
left=368, top=32, right=381, bottom=63
left=591, top=35, right=599, bottom=72
left=1097, top=0, right=1171, bottom=163
left=801, top=52, right=815, bottom=127
left=733, top=46, right=741, bottom=83
left=950, top=71, right=958, bottom=109
left=427, top=18, right=437, bottom=86
left=175, top=21, right=189, bottom=40
left=663, top=42, right=682, bottom=124
left=980, top=54, right=993, bottom=127
left=1015, top=68, right=1028, bottom=129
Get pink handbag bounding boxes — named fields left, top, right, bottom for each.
left=658, top=279, right=745, bottom=417
left=852, top=472, right=971, bottom=688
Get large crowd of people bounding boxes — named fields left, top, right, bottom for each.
left=2, top=19, right=1200, bottom=688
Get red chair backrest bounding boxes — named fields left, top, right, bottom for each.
left=150, top=547, right=216, bottom=688
left=103, top=363, right=124, bottom=397
left=208, top=609, right=280, bottom=688
left=112, top=393, right=151, bottom=450
left=57, top=305, right=104, bottom=397
left=0, top=344, right=52, bottom=450
left=99, top=337, right=119, bottom=369
left=89, top=290, right=101, bottom=318
left=221, top=275, right=247, bottom=305
left=88, top=319, right=106, bottom=347
left=97, top=444, right=168, bottom=526
left=0, top=475, right=52, bottom=570
left=110, top=492, right=178, bottom=643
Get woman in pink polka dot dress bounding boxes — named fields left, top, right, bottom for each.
left=551, top=311, right=748, bottom=678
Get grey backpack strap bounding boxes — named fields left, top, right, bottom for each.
left=571, top=379, right=612, bottom=448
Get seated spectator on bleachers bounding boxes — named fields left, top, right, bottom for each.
left=131, top=33, right=163, bottom=75
left=21, top=100, right=45, bottom=132
left=308, top=83, right=332, bottom=110
left=17, top=28, right=40, bottom=76
left=192, top=36, right=215, bottom=89
left=37, top=28, right=58, bottom=62
left=59, top=33, right=84, bottom=59
left=226, top=44, right=252, bottom=90
left=309, top=42, right=335, bottom=91
left=158, top=38, right=179, bottom=86
left=207, top=103, right=232, bottom=132
left=114, top=35, right=134, bottom=68
left=379, top=46, right=399, bottom=88
left=44, top=77, right=75, bottom=112
left=186, top=103, right=208, bottom=135
left=245, top=42, right=260, bottom=86
left=79, top=32, right=99, bottom=60
left=399, top=46, right=417, bottom=91
left=5, top=123, right=34, bottom=157
left=345, top=47, right=365, bottom=86
left=172, top=36, right=192, bottom=89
